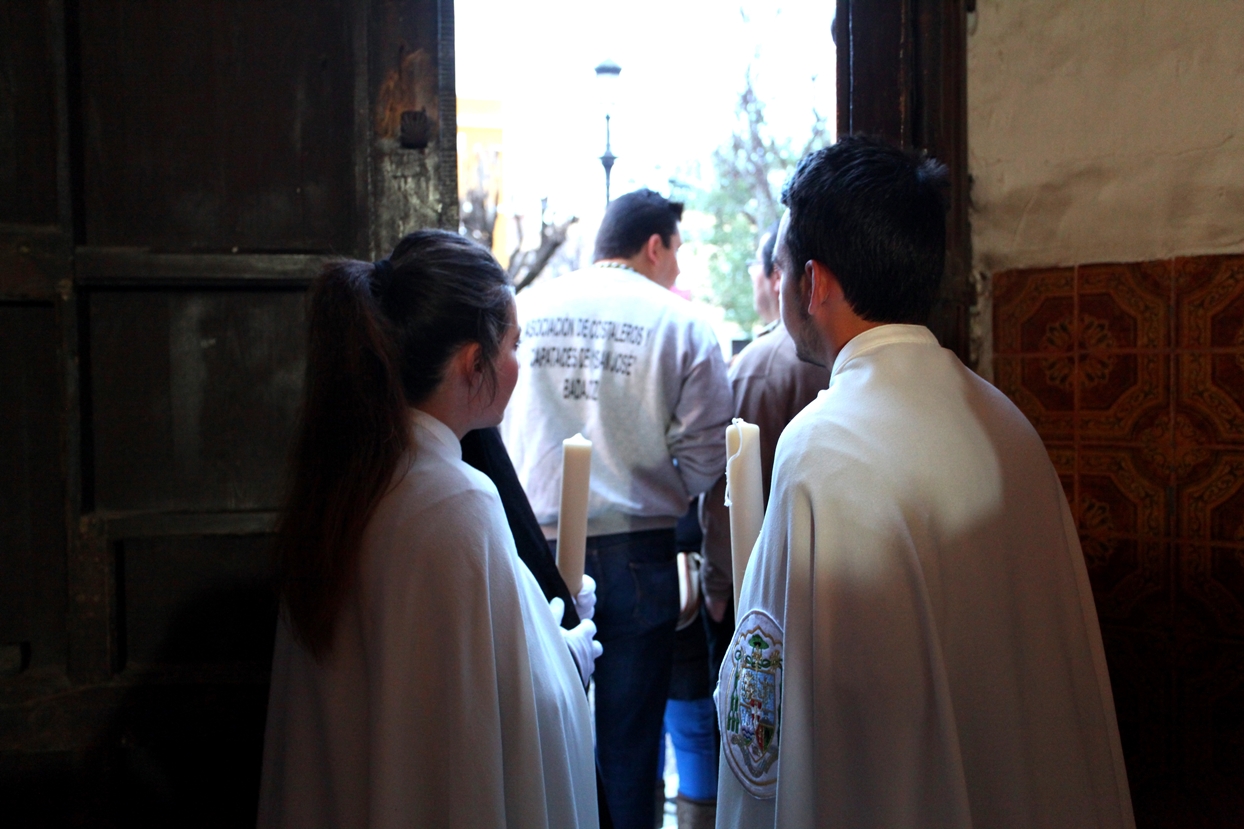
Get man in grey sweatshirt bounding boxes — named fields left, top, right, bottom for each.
left=502, top=189, right=732, bottom=829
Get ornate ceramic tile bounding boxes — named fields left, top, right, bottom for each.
left=1079, top=355, right=1169, bottom=442
left=1099, top=628, right=1172, bottom=787
left=1047, top=443, right=1076, bottom=514
left=992, top=267, right=1076, bottom=354
left=1175, top=254, right=1244, bottom=349
left=1079, top=261, right=1171, bottom=351
left=1177, top=451, right=1244, bottom=542
left=1177, top=638, right=1244, bottom=783
left=1179, top=353, right=1244, bottom=444
left=992, top=254, right=1244, bottom=817
left=1079, top=445, right=1170, bottom=537
left=993, top=355, right=1074, bottom=441
left=1081, top=537, right=1170, bottom=629
left=1177, top=545, right=1244, bottom=642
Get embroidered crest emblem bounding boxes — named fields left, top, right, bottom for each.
left=720, top=609, right=783, bottom=798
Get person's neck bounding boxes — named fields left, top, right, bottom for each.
left=820, top=316, right=887, bottom=366
left=413, top=382, right=478, bottom=440
left=413, top=403, right=469, bottom=440
left=596, top=257, right=656, bottom=283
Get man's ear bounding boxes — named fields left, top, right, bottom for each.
left=806, top=260, right=840, bottom=313
left=766, top=269, right=782, bottom=304
left=644, top=233, right=664, bottom=264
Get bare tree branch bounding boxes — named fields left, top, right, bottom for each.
left=460, top=150, right=500, bottom=250
left=461, top=186, right=497, bottom=249
left=510, top=206, right=578, bottom=292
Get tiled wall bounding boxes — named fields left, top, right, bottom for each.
left=993, top=254, right=1244, bottom=824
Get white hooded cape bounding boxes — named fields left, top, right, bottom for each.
left=717, top=325, right=1133, bottom=829
left=258, top=411, right=597, bottom=829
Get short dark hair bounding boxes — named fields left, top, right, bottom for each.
left=780, top=135, right=948, bottom=324
left=593, top=188, right=684, bottom=261
left=760, top=222, right=780, bottom=278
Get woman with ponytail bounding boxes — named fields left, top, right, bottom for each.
left=257, top=230, right=600, bottom=828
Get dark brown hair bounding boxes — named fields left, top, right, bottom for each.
left=274, top=229, right=511, bottom=657
left=592, top=188, right=684, bottom=261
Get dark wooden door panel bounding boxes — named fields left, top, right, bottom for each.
left=78, top=0, right=356, bottom=251
left=0, top=2, right=61, bottom=225
left=89, top=289, right=305, bottom=512
left=2, top=5, right=458, bottom=820
left=0, top=303, right=67, bottom=669
left=120, top=534, right=275, bottom=670
left=836, top=0, right=970, bottom=363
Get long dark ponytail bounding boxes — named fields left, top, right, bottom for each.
left=275, top=229, right=511, bottom=657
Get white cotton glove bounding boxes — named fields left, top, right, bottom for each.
left=572, top=574, right=597, bottom=621
left=549, top=597, right=603, bottom=688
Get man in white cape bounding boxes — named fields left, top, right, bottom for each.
left=716, top=137, right=1135, bottom=829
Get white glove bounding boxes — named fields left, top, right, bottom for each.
left=549, top=597, right=603, bottom=688
left=573, top=574, right=597, bottom=621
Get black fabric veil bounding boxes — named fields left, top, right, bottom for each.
left=459, top=427, right=580, bottom=630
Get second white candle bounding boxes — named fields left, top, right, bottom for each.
left=556, top=433, right=593, bottom=595
left=725, top=418, right=764, bottom=610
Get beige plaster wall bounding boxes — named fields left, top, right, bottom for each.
left=968, top=0, right=1244, bottom=274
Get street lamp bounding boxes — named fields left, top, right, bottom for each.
left=594, top=59, right=621, bottom=206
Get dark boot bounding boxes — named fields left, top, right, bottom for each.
left=675, top=795, right=716, bottom=829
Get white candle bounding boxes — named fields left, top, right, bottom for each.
left=725, top=418, right=764, bottom=610
left=556, top=433, right=593, bottom=595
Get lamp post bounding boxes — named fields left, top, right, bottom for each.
left=594, top=60, right=621, bottom=206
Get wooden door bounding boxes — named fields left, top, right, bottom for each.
left=835, top=0, right=971, bottom=364
left=0, top=1, right=455, bottom=823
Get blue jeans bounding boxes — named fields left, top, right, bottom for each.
left=557, top=529, right=679, bottom=829
left=661, top=697, right=720, bottom=801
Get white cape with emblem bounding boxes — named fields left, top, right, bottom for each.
left=717, top=325, right=1134, bottom=829
left=258, top=411, right=598, bottom=829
